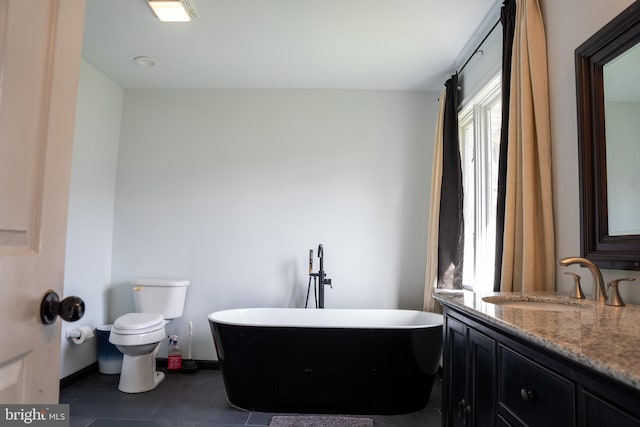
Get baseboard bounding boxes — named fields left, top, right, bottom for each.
left=60, top=362, right=99, bottom=390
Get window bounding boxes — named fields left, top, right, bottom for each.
left=459, top=74, right=502, bottom=292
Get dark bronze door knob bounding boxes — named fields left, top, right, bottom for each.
left=40, top=290, right=85, bottom=324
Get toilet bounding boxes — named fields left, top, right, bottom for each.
left=109, top=278, right=190, bottom=393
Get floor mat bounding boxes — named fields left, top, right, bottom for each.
left=268, top=415, right=374, bottom=427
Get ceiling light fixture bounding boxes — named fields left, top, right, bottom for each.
left=147, top=0, right=197, bottom=22
left=133, top=56, right=158, bottom=67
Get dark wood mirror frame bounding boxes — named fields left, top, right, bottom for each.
left=575, top=2, right=640, bottom=271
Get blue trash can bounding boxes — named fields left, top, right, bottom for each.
left=96, top=325, right=123, bottom=374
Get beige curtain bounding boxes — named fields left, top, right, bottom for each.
left=500, top=0, right=555, bottom=292
left=423, top=89, right=446, bottom=313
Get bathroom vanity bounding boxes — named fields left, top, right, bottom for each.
left=434, top=292, right=640, bottom=427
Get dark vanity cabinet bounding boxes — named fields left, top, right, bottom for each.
left=442, top=306, right=640, bottom=427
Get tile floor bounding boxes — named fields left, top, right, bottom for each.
left=60, top=368, right=442, bottom=426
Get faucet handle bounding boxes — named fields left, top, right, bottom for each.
left=564, top=272, right=586, bottom=299
left=606, top=278, right=636, bottom=307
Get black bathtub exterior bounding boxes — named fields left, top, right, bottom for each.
left=209, top=319, right=443, bottom=415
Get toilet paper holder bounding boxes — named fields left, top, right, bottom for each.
left=66, top=326, right=95, bottom=344
left=66, top=328, right=85, bottom=339
left=40, top=290, right=85, bottom=325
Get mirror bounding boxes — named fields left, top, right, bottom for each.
left=575, top=2, right=640, bottom=270
left=603, top=43, right=640, bottom=236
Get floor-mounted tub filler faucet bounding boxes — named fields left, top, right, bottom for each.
left=306, top=244, right=332, bottom=308
left=558, top=256, right=636, bottom=306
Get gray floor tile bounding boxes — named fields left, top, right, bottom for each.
left=86, top=420, right=194, bottom=427
left=68, top=415, right=96, bottom=427
left=61, top=369, right=441, bottom=426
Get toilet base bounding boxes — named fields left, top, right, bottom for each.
left=118, top=345, right=165, bottom=393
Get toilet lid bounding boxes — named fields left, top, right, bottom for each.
left=112, top=313, right=164, bottom=335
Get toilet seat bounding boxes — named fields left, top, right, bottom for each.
left=109, top=313, right=167, bottom=347
left=112, top=313, right=164, bottom=334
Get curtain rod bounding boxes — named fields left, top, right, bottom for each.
left=457, top=18, right=501, bottom=75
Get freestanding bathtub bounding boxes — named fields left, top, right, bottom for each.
left=208, top=308, right=443, bottom=415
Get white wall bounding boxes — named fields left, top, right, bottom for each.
left=541, top=0, right=640, bottom=302
left=60, top=60, right=123, bottom=377
left=110, top=90, right=437, bottom=360
left=61, top=0, right=640, bottom=372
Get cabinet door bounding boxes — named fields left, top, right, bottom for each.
left=582, top=391, right=640, bottom=427
left=469, top=329, right=496, bottom=427
left=444, top=315, right=497, bottom=427
left=445, top=316, right=469, bottom=427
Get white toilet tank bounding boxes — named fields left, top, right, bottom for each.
left=132, top=278, right=190, bottom=319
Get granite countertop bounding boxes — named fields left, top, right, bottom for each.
left=433, top=291, right=640, bottom=392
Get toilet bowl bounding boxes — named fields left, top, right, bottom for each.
left=109, top=313, right=168, bottom=393
left=109, top=278, right=190, bottom=393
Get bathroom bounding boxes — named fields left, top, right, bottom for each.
left=1, top=0, right=639, bottom=424
left=66, top=0, right=639, bottom=362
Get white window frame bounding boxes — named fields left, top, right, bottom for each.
left=459, top=73, right=502, bottom=292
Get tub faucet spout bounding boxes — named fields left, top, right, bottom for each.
left=558, top=257, right=607, bottom=304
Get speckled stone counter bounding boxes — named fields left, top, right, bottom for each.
left=433, top=291, right=640, bottom=392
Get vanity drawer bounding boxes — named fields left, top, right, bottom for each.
left=499, top=345, right=575, bottom=426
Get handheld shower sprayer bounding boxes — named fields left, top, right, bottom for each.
left=305, top=244, right=332, bottom=308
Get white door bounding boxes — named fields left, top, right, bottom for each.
left=0, top=0, right=85, bottom=403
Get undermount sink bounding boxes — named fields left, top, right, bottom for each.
left=481, top=295, right=592, bottom=311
